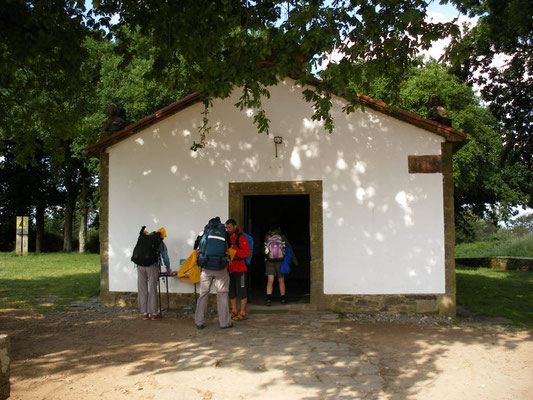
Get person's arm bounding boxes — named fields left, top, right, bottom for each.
left=159, top=241, right=171, bottom=272
left=193, top=231, right=203, bottom=250
left=234, top=233, right=251, bottom=259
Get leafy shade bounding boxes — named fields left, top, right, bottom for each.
left=94, top=0, right=459, bottom=147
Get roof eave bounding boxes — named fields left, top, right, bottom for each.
left=85, top=92, right=201, bottom=154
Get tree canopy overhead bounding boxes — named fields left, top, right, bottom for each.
left=94, top=0, right=459, bottom=138
left=446, top=0, right=532, bottom=169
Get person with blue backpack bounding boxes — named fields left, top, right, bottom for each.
left=193, top=217, right=233, bottom=330
left=225, top=219, right=252, bottom=321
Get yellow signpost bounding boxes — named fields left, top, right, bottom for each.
left=16, top=216, right=29, bottom=256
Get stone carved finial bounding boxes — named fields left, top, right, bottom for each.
left=424, top=94, right=452, bottom=127
left=100, top=103, right=127, bottom=138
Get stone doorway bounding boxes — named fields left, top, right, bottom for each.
left=228, top=181, right=324, bottom=307
left=243, top=194, right=310, bottom=304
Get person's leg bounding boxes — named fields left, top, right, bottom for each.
left=265, top=261, right=275, bottom=305
left=229, top=272, right=238, bottom=316
left=266, top=275, right=274, bottom=295
left=239, top=271, right=248, bottom=315
left=240, top=298, right=248, bottom=314
left=278, top=276, right=286, bottom=296
left=147, top=265, right=160, bottom=316
left=279, top=275, right=288, bottom=304
left=265, top=275, right=274, bottom=305
left=194, top=269, right=212, bottom=327
left=137, top=266, right=149, bottom=316
left=213, top=269, right=232, bottom=328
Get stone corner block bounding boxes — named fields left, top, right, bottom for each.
left=0, top=334, right=11, bottom=400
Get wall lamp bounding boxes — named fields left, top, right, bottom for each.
left=274, top=136, right=283, bottom=158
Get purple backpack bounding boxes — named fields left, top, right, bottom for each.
left=265, top=234, right=285, bottom=260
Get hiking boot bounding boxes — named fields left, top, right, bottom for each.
left=280, top=297, right=288, bottom=305
left=142, top=313, right=149, bottom=320
left=195, top=324, right=205, bottom=330
left=265, top=298, right=272, bottom=306
left=150, top=314, right=162, bottom=320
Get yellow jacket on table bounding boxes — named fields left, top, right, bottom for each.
left=178, top=251, right=200, bottom=284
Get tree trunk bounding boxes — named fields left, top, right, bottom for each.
left=78, top=179, right=89, bottom=253
left=35, top=205, right=45, bottom=253
left=63, top=179, right=78, bottom=252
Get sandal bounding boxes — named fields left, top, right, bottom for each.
left=232, top=313, right=247, bottom=321
left=230, top=311, right=238, bottom=319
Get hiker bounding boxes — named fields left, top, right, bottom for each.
left=133, top=227, right=172, bottom=320
left=264, top=227, right=297, bottom=306
left=194, top=217, right=233, bottom=330
left=225, top=219, right=251, bottom=321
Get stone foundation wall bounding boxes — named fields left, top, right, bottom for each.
left=318, top=294, right=450, bottom=315
left=100, top=291, right=204, bottom=310
left=0, top=334, right=10, bottom=400
left=456, top=257, right=533, bottom=271
left=101, top=290, right=454, bottom=316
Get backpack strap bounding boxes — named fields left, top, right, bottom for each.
left=234, top=232, right=242, bottom=249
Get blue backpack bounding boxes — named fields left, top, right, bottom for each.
left=197, top=221, right=227, bottom=270
left=235, top=231, right=254, bottom=266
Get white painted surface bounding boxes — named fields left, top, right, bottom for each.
left=107, top=79, right=445, bottom=295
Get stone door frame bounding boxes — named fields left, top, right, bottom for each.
left=228, top=181, right=325, bottom=307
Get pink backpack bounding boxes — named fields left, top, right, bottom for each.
left=265, top=234, right=285, bottom=260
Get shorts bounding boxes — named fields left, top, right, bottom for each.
left=265, top=261, right=284, bottom=278
left=229, top=271, right=247, bottom=300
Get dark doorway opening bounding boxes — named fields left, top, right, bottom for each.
left=243, top=194, right=311, bottom=305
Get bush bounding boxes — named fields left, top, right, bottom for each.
left=85, top=230, right=100, bottom=254
left=40, top=232, right=64, bottom=252
left=456, top=233, right=533, bottom=258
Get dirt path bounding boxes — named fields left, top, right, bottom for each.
left=1, top=306, right=532, bottom=399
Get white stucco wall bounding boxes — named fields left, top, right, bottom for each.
left=106, top=79, right=445, bottom=295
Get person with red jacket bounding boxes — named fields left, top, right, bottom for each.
left=225, top=219, right=251, bottom=321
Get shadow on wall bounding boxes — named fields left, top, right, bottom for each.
left=118, top=99, right=445, bottom=291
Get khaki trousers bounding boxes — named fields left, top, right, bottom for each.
left=194, top=268, right=231, bottom=328
left=137, top=265, right=160, bottom=315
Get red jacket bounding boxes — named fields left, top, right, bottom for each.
left=228, top=228, right=251, bottom=273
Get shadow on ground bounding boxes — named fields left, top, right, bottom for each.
left=1, top=305, right=532, bottom=399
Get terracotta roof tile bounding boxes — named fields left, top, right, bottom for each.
left=86, top=82, right=466, bottom=153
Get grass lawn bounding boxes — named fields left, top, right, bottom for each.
left=456, top=265, right=533, bottom=328
left=1, top=252, right=532, bottom=328
left=0, top=252, right=100, bottom=311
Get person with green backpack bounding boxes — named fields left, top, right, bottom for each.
left=194, top=217, right=233, bottom=330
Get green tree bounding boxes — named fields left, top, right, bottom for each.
left=0, top=6, right=188, bottom=251
left=444, top=0, right=532, bottom=196
left=0, top=0, right=102, bottom=165
left=0, top=143, right=63, bottom=252
left=71, top=29, right=189, bottom=251
left=348, top=61, right=529, bottom=236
